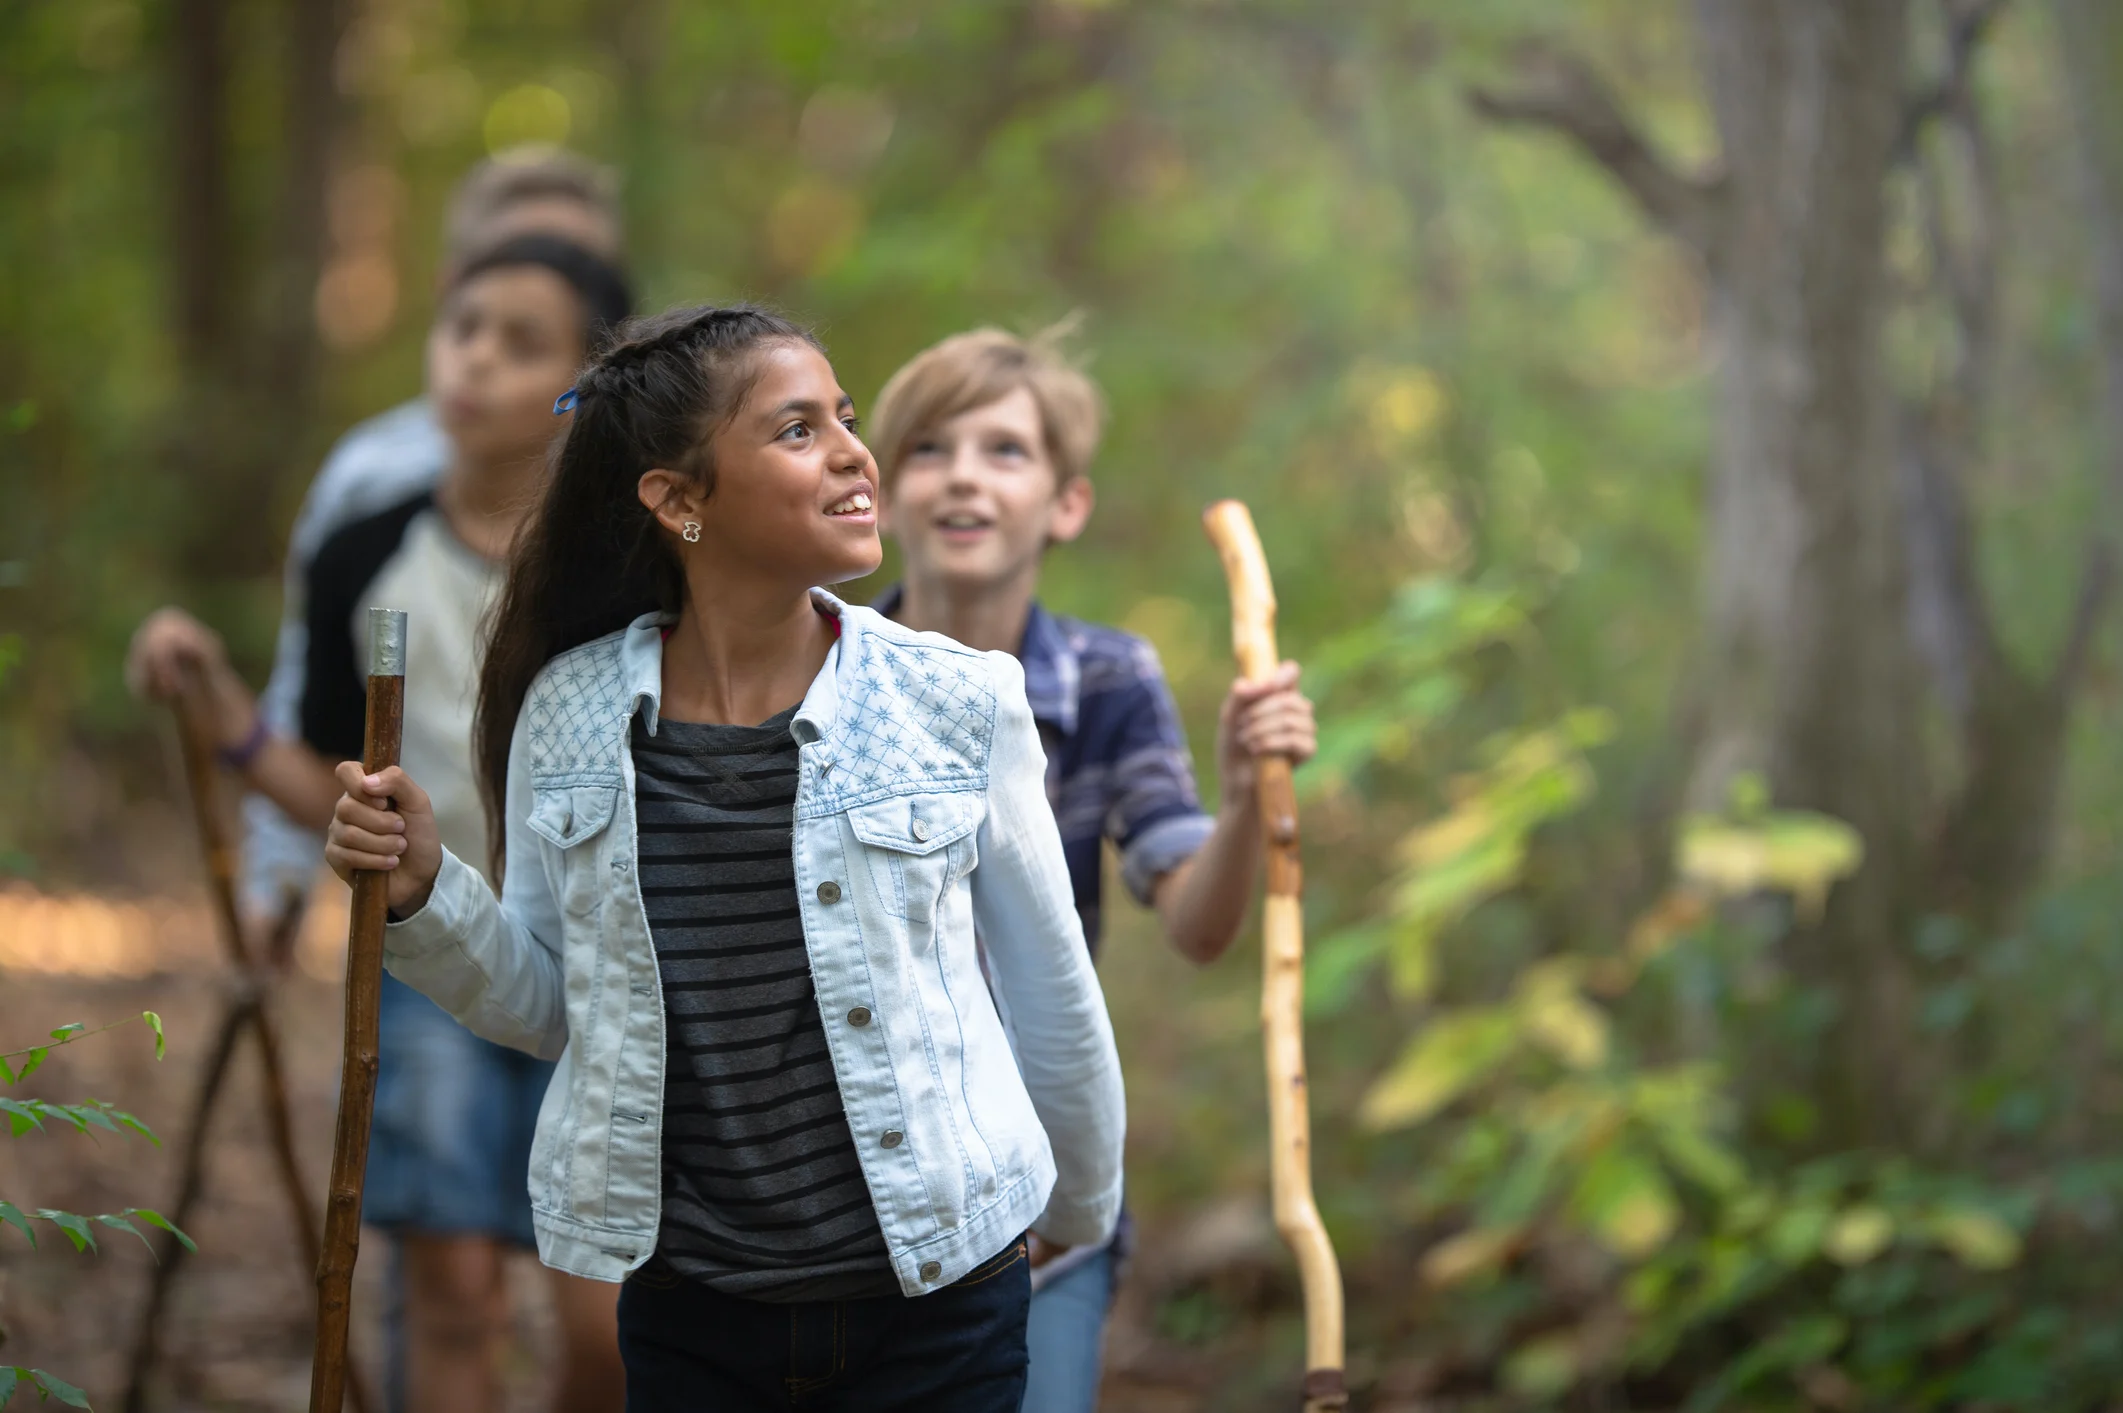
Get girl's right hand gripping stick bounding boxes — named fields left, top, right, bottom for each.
left=1202, top=502, right=1347, bottom=1412
left=308, top=608, right=406, bottom=1413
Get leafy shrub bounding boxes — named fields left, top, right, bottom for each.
left=0, top=1014, right=191, bottom=1410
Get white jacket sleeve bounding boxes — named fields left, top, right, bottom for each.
left=970, top=650, right=1127, bottom=1247
left=380, top=704, right=569, bottom=1060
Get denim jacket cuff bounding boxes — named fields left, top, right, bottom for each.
left=1032, top=1176, right=1126, bottom=1249
left=382, top=846, right=477, bottom=962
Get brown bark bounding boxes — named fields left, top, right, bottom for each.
left=259, top=0, right=344, bottom=422
left=2055, top=0, right=2123, bottom=507
left=170, top=0, right=231, bottom=373
left=1475, top=2, right=1924, bottom=1144
left=310, top=658, right=403, bottom=1413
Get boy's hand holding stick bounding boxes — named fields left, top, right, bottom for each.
left=1203, top=502, right=1347, bottom=1413
left=308, top=609, right=406, bottom=1413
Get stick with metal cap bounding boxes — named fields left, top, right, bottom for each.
left=309, top=608, right=406, bottom=1413
left=1202, top=501, right=1347, bottom=1412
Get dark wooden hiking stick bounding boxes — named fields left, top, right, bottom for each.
left=125, top=676, right=374, bottom=1413
left=309, top=609, right=405, bottom=1413
left=1203, top=501, right=1347, bottom=1413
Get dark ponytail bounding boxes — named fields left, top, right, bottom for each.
left=475, top=303, right=823, bottom=874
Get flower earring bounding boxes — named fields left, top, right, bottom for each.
left=682, top=521, right=701, bottom=543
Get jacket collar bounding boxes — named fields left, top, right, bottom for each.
left=618, top=588, right=853, bottom=744
left=868, top=584, right=1079, bottom=737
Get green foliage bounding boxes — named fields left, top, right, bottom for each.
left=0, top=1014, right=190, bottom=1410
left=0, top=1369, right=90, bottom=1410
left=1307, top=571, right=2123, bottom=1406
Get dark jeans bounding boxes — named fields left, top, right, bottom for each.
left=618, top=1238, right=1031, bottom=1412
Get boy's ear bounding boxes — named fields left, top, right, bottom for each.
left=1046, top=474, right=1095, bottom=547
left=637, top=468, right=702, bottom=535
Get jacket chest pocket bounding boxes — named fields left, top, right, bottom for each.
left=527, top=781, right=621, bottom=921
left=846, top=792, right=980, bottom=927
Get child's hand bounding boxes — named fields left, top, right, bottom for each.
left=1028, top=1233, right=1071, bottom=1269
left=324, top=761, right=443, bottom=916
left=126, top=607, right=231, bottom=702
left=1215, top=661, right=1317, bottom=802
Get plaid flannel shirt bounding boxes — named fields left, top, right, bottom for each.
left=874, top=587, right=1215, bottom=955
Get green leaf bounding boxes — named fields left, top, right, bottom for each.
left=0, top=1367, right=17, bottom=1407
left=1677, top=808, right=1863, bottom=922
left=131, top=1208, right=196, bottom=1253
left=0, top=1201, right=33, bottom=1246
left=1765, top=1201, right=1832, bottom=1265
left=32, top=1103, right=87, bottom=1135
left=14, top=1050, right=46, bottom=1084
left=1358, top=1008, right=1518, bottom=1130
left=1926, top=1205, right=2021, bottom=1270
left=1303, top=921, right=1394, bottom=1017
left=94, top=1211, right=147, bottom=1251
left=0, top=1054, right=14, bottom=1086
left=34, top=1209, right=95, bottom=1253
left=142, top=1010, right=165, bottom=1060
left=30, top=1370, right=90, bottom=1408
left=1823, top=1204, right=1895, bottom=1265
left=0, top=1099, right=43, bottom=1136
left=64, top=1104, right=119, bottom=1136
left=46, top=1024, right=83, bottom=1043
left=1502, top=1333, right=1579, bottom=1399
left=1570, top=1142, right=1680, bottom=1259
left=107, top=1107, right=160, bottom=1147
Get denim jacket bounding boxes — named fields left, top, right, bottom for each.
left=382, top=591, right=1126, bottom=1294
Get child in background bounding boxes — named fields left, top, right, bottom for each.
left=241, top=148, right=627, bottom=918
left=865, top=327, right=1318, bottom=1413
left=321, top=304, right=1126, bottom=1412
left=128, top=235, right=634, bottom=1413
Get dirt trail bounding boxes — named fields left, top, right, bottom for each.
left=0, top=884, right=1289, bottom=1412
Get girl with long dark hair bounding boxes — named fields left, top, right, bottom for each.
left=323, top=304, right=1125, bottom=1411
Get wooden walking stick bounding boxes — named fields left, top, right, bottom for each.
left=127, top=674, right=374, bottom=1413
left=309, top=608, right=406, bottom=1413
left=1203, top=501, right=1347, bottom=1413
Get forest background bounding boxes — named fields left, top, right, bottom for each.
left=6, top=0, right=2123, bottom=1408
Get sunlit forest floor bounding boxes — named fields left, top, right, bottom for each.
left=0, top=829, right=1407, bottom=1411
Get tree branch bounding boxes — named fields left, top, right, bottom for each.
left=1895, top=0, right=2010, bottom=161
left=2053, top=537, right=2114, bottom=701
left=1468, top=45, right=1723, bottom=260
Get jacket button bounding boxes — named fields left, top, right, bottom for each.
left=910, top=819, right=930, bottom=842
left=880, top=1129, right=903, bottom=1149
left=817, top=880, right=842, bottom=905
left=847, top=1006, right=872, bottom=1027
left=919, top=1260, right=942, bottom=1282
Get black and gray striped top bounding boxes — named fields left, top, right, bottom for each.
left=632, top=706, right=895, bottom=1302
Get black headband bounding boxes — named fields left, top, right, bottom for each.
left=453, top=233, right=634, bottom=346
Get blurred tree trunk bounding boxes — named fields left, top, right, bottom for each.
left=258, top=0, right=342, bottom=427
left=164, top=0, right=346, bottom=580
left=1686, top=9, right=1921, bottom=1149
left=170, top=0, right=232, bottom=376
left=1912, top=1, right=2108, bottom=945
left=2055, top=0, right=2123, bottom=511
left=1477, top=0, right=1921, bottom=1146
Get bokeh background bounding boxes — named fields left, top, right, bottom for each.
left=6, top=0, right=2123, bottom=1408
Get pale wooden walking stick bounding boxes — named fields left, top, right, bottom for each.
left=1203, top=501, right=1347, bottom=1413
left=309, top=608, right=406, bottom=1413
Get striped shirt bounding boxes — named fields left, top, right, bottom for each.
left=631, top=705, right=895, bottom=1301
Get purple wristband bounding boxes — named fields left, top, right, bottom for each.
left=216, top=714, right=270, bottom=771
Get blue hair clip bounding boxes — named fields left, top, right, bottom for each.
left=553, top=388, right=580, bottom=415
